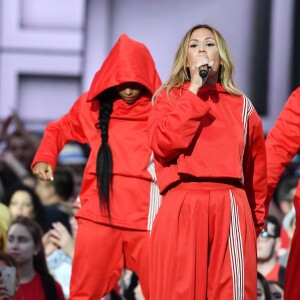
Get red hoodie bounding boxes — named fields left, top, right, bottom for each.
left=266, top=87, right=300, bottom=219
left=32, top=34, right=162, bottom=230
left=148, top=83, right=267, bottom=235
left=265, top=87, right=300, bottom=300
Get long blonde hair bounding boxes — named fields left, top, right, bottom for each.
left=154, top=24, right=242, bottom=100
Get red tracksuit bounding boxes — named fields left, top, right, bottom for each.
left=148, top=83, right=267, bottom=299
left=32, top=34, right=162, bottom=299
left=266, top=87, right=300, bottom=300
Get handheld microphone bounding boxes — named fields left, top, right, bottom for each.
left=199, top=65, right=208, bottom=79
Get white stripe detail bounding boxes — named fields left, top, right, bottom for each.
left=228, top=190, right=244, bottom=300
left=147, top=152, right=162, bottom=231
left=240, top=96, right=254, bottom=184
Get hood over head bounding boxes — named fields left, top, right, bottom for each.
left=87, top=34, right=161, bottom=101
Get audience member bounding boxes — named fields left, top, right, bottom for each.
left=276, top=175, right=297, bottom=217
left=257, top=215, right=285, bottom=286
left=1, top=183, right=47, bottom=233
left=0, top=252, right=18, bottom=299
left=58, top=143, right=87, bottom=201
left=278, top=208, right=296, bottom=268
left=0, top=152, right=27, bottom=186
left=42, top=201, right=80, bottom=299
left=35, top=168, right=74, bottom=233
left=43, top=221, right=74, bottom=299
left=268, top=280, right=284, bottom=300
left=6, top=217, right=65, bottom=300
left=0, top=111, right=40, bottom=196
left=257, top=272, right=271, bottom=300
left=0, top=111, right=39, bottom=170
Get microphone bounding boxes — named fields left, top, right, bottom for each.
left=199, top=65, right=208, bottom=79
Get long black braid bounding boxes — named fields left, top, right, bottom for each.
left=96, top=96, right=113, bottom=217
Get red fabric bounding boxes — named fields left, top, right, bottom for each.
left=148, top=83, right=267, bottom=299
left=32, top=34, right=161, bottom=300
left=265, top=263, right=281, bottom=281
left=284, top=228, right=300, bottom=300
left=150, top=182, right=257, bottom=300
left=13, top=272, right=64, bottom=300
left=280, top=227, right=291, bottom=250
left=265, top=87, right=300, bottom=299
left=31, top=34, right=162, bottom=231
left=69, top=219, right=150, bottom=299
left=148, top=83, right=267, bottom=235
left=265, top=87, right=300, bottom=216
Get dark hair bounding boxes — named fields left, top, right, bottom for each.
left=1, top=183, right=47, bottom=232
left=10, top=217, right=47, bottom=274
left=277, top=175, right=298, bottom=202
left=257, top=272, right=271, bottom=300
left=268, top=280, right=284, bottom=299
left=10, top=217, right=59, bottom=300
left=52, top=167, right=74, bottom=200
left=96, top=92, right=114, bottom=217
left=268, top=280, right=284, bottom=289
left=266, top=215, right=281, bottom=238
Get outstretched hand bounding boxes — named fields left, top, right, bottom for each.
left=32, top=162, right=54, bottom=181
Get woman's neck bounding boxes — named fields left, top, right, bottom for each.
left=18, top=262, right=36, bottom=284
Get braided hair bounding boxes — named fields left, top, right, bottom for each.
left=96, top=95, right=114, bottom=217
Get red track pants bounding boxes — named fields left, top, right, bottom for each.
left=150, top=182, right=257, bottom=300
left=69, top=218, right=150, bottom=299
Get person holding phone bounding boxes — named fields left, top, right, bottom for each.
left=6, top=217, right=64, bottom=300
left=0, top=253, right=18, bottom=300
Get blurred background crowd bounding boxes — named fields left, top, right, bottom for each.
left=1, top=0, right=300, bottom=299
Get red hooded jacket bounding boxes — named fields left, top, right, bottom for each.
left=32, top=34, right=162, bottom=230
left=266, top=87, right=300, bottom=219
left=148, top=83, right=267, bottom=235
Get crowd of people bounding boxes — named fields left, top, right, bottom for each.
left=0, top=24, right=299, bottom=300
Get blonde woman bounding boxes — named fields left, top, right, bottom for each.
left=148, top=24, right=267, bottom=299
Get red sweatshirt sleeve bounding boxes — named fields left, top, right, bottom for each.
left=148, top=89, right=211, bottom=164
left=31, top=97, right=88, bottom=171
left=265, top=87, right=300, bottom=214
left=243, top=109, right=267, bottom=236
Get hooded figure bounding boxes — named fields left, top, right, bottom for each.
left=32, top=34, right=162, bottom=300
